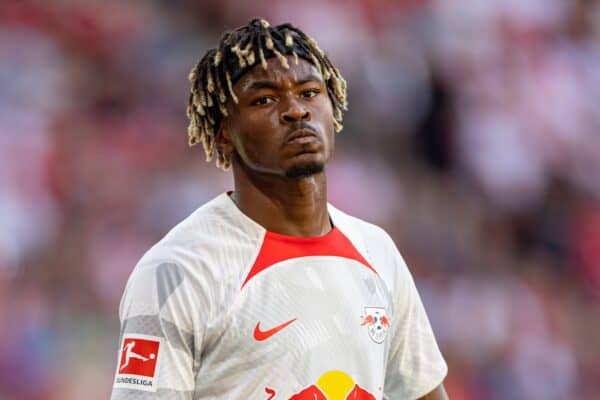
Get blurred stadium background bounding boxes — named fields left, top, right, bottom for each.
left=2, top=0, right=600, bottom=399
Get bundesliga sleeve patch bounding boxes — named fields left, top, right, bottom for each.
left=114, top=334, right=162, bottom=392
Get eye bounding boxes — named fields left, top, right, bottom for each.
left=301, top=88, right=320, bottom=99
left=252, top=96, right=276, bottom=106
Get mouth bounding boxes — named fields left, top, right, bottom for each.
left=285, top=128, right=318, bottom=145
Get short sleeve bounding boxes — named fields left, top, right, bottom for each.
left=383, top=242, right=447, bottom=399
left=110, top=260, right=206, bottom=399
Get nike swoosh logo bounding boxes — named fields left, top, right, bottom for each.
left=253, top=318, right=297, bottom=341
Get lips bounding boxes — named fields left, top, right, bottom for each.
left=285, top=128, right=318, bottom=145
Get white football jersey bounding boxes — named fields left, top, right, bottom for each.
left=111, top=193, right=447, bottom=400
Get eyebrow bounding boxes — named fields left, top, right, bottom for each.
left=246, top=73, right=324, bottom=91
left=296, top=73, right=323, bottom=85
left=248, top=80, right=279, bottom=91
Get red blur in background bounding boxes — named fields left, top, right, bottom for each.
left=1, top=0, right=600, bottom=399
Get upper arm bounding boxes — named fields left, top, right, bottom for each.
left=380, top=232, right=448, bottom=398
left=110, top=260, right=208, bottom=399
left=418, top=383, right=449, bottom=400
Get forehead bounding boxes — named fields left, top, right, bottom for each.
left=234, top=56, right=322, bottom=92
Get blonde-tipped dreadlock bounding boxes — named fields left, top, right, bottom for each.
left=187, top=18, right=348, bottom=170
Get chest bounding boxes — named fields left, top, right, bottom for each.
left=199, top=257, right=394, bottom=396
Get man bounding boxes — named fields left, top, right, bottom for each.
left=111, top=18, right=448, bottom=400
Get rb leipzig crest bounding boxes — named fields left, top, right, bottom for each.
left=360, top=307, right=390, bottom=344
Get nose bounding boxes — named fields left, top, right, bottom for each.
left=280, top=97, right=311, bottom=124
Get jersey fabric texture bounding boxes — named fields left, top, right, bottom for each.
left=110, top=193, right=447, bottom=400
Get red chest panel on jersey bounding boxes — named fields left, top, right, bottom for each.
left=241, top=227, right=377, bottom=289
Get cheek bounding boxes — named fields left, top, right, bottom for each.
left=313, top=97, right=334, bottom=124
left=240, top=108, right=281, bottom=146
left=246, top=107, right=279, bottom=127
left=233, top=110, right=280, bottom=162
left=313, top=99, right=335, bottom=139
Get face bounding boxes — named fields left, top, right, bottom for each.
left=218, top=56, right=335, bottom=178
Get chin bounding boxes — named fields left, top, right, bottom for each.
left=284, top=161, right=325, bottom=179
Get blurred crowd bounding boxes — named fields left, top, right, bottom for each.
left=1, top=0, right=600, bottom=399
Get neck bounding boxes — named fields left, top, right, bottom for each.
left=231, top=163, right=331, bottom=237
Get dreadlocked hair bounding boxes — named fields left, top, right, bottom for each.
left=187, top=18, right=348, bottom=170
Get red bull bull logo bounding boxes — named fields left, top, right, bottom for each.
left=360, top=307, right=390, bottom=344
left=289, top=370, right=376, bottom=400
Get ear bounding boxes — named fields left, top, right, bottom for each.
left=215, top=119, right=235, bottom=157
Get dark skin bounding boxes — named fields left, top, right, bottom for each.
left=217, top=55, right=448, bottom=400
left=218, top=55, right=333, bottom=237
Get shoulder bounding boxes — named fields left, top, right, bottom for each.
left=328, top=203, right=399, bottom=256
left=161, top=192, right=262, bottom=251
left=144, top=192, right=263, bottom=269
left=328, top=203, right=409, bottom=288
left=120, top=193, right=265, bottom=315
